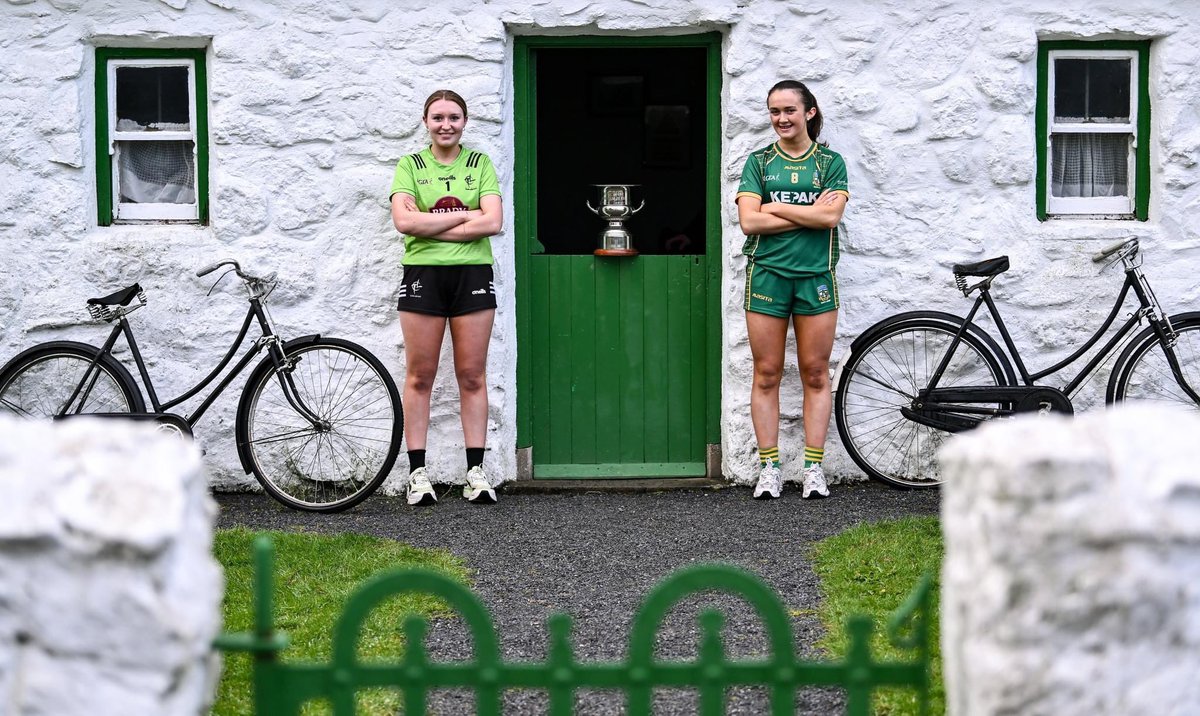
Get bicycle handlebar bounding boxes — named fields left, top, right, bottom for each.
left=196, top=258, right=276, bottom=284
left=196, top=259, right=239, bottom=277
left=1092, top=237, right=1138, bottom=263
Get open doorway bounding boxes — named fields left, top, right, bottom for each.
left=534, top=47, right=707, bottom=256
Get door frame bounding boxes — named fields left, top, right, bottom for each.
left=513, top=33, right=723, bottom=470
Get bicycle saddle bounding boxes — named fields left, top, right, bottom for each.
left=953, top=256, right=1009, bottom=277
left=87, top=283, right=143, bottom=306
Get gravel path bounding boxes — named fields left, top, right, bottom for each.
left=216, top=481, right=940, bottom=714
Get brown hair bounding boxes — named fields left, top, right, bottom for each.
left=423, top=89, right=468, bottom=120
left=767, top=80, right=824, bottom=146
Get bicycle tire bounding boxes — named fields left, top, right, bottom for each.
left=235, top=337, right=402, bottom=513
left=1108, top=314, right=1200, bottom=411
left=835, top=315, right=1010, bottom=488
left=0, top=341, right=144, bottom=418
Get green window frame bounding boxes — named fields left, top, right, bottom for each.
left=95, top=47, right=209, bottom=225
left=1036, top=40, right=1150, bottom=221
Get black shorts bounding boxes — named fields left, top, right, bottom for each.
left=396, top=265, right=497, bottom=317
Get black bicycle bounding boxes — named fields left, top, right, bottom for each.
left=834, top=237, right=1200, bottom=488
left=0, top=259, right=402, bottom=512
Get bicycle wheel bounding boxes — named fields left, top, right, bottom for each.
left=835, top=317, right=1009, bottom=488
left=0, top=341, right=144, bottom=418
left=236, top=337, right=402, bottom=512
left=1109, top=316, right=1200, bottom=410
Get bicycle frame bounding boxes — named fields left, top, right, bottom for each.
left=60, top=291, right=324, bottom=430
left=924, top=259, right=1200, bottom=405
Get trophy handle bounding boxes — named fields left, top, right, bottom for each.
left=586, top=200, right=600, bottom=215
left=629, top=200, right=646, bottom=215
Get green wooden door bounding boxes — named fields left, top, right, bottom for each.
left=515, top=36, right=721, bottom=479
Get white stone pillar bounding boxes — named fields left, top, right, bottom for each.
left=0, top=417, right=222, bottom=716
left=940, top=405, right=1200, bottom=716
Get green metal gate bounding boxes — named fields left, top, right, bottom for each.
left=217, top=537, right=933, bottom=715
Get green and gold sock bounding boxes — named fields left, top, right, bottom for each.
left=758, top=446, right=780, bottom=468
left=803, top=446, right=824, bottom=469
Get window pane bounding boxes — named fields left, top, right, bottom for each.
left=1054, top=58, right=1130, bottom=123
left=116, top=140, right=196, bottom=204
left=1050, top=133, right=1129, bottom=198
left=115, top=66, right=191, bottom=130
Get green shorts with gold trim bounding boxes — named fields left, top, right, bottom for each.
left=744, top=264, right=839, bottom=317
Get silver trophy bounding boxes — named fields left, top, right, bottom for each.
left=586, top=184, right=643, bottom=256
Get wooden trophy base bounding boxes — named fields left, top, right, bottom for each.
left=594, top=248, right=639, bottom=257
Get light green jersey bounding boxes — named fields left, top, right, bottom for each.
left=389, top=145, right=501, bottom=266
left=735, top=142, right=849, bottom=278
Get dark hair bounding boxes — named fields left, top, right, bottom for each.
left=423, top=89, right=468, bottom=120
left=767, top=80, right=824, bottom=146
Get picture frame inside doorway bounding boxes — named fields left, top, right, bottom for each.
left=643, top=104, right=690, bottom=168
left=590, top=75, right=643, bottom=116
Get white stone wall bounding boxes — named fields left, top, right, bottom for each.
left=1, top=0, right=1198, bottom=489
left=0, top=416, right=221, bottom=715
left=939, top=405, right=1200, bottom=716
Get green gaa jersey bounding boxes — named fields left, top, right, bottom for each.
left=390, top=145, right=501, bottom=266
left=736, top=142, right=849, bottom=278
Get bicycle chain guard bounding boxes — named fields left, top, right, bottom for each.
left=1013, top=387, right=1074, bottom=416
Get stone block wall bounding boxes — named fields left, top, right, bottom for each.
left=940, top=405, right=1200, bottom=715
left=0, top=417, right=221, bottom=715
left=1, top=0, right=1199, bottom=488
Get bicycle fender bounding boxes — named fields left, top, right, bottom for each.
left=1106, top=312, right=1200, bottom=404
left=1118, top=312, right=1200, bottom=351
left=0, top=340, right=147, bottom=412
left=847, top=311, right=969, bottom=353
left=835, top=311, right=1016, bottom=392
left=281, top=334, right=322, bottom=350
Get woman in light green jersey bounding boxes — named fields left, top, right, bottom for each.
left=390, top=89, right=503, bottom=506
left=735, top=80, right=849, bottom=501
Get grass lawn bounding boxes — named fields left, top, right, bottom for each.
left=212, top=527, right=471, bottom=715
left=811, top=515, right=945, bottom=716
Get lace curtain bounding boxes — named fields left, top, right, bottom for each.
left=1050, top=133, right=1129, bottom=198
left=117, top=140, right=196, bottom=204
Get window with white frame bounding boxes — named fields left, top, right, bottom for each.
left=1037, top=41, right=1150, bottom=220
left=96, top=48, right=208, bottom=224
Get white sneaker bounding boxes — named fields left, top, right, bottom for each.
left=406, top=467, right=437, bottom=506
left=802, top=464, right=830, bottom=499
left=753, top=462, right=782, bottom=499
left=463, top=465, right=497, bottom=504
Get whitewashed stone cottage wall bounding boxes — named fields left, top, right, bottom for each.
left=1, top=0, right=1198, bottom=490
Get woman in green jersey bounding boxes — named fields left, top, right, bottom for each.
left=390, top=89, right=503, bottom=506
left=735, top=80, right=849, bottom=500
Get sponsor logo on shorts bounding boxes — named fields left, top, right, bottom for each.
left=471, top=288, right=486, bottom=295
left=751, top=292, right=774, bottom=303
left=817, top=284, right=831, bottom=303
